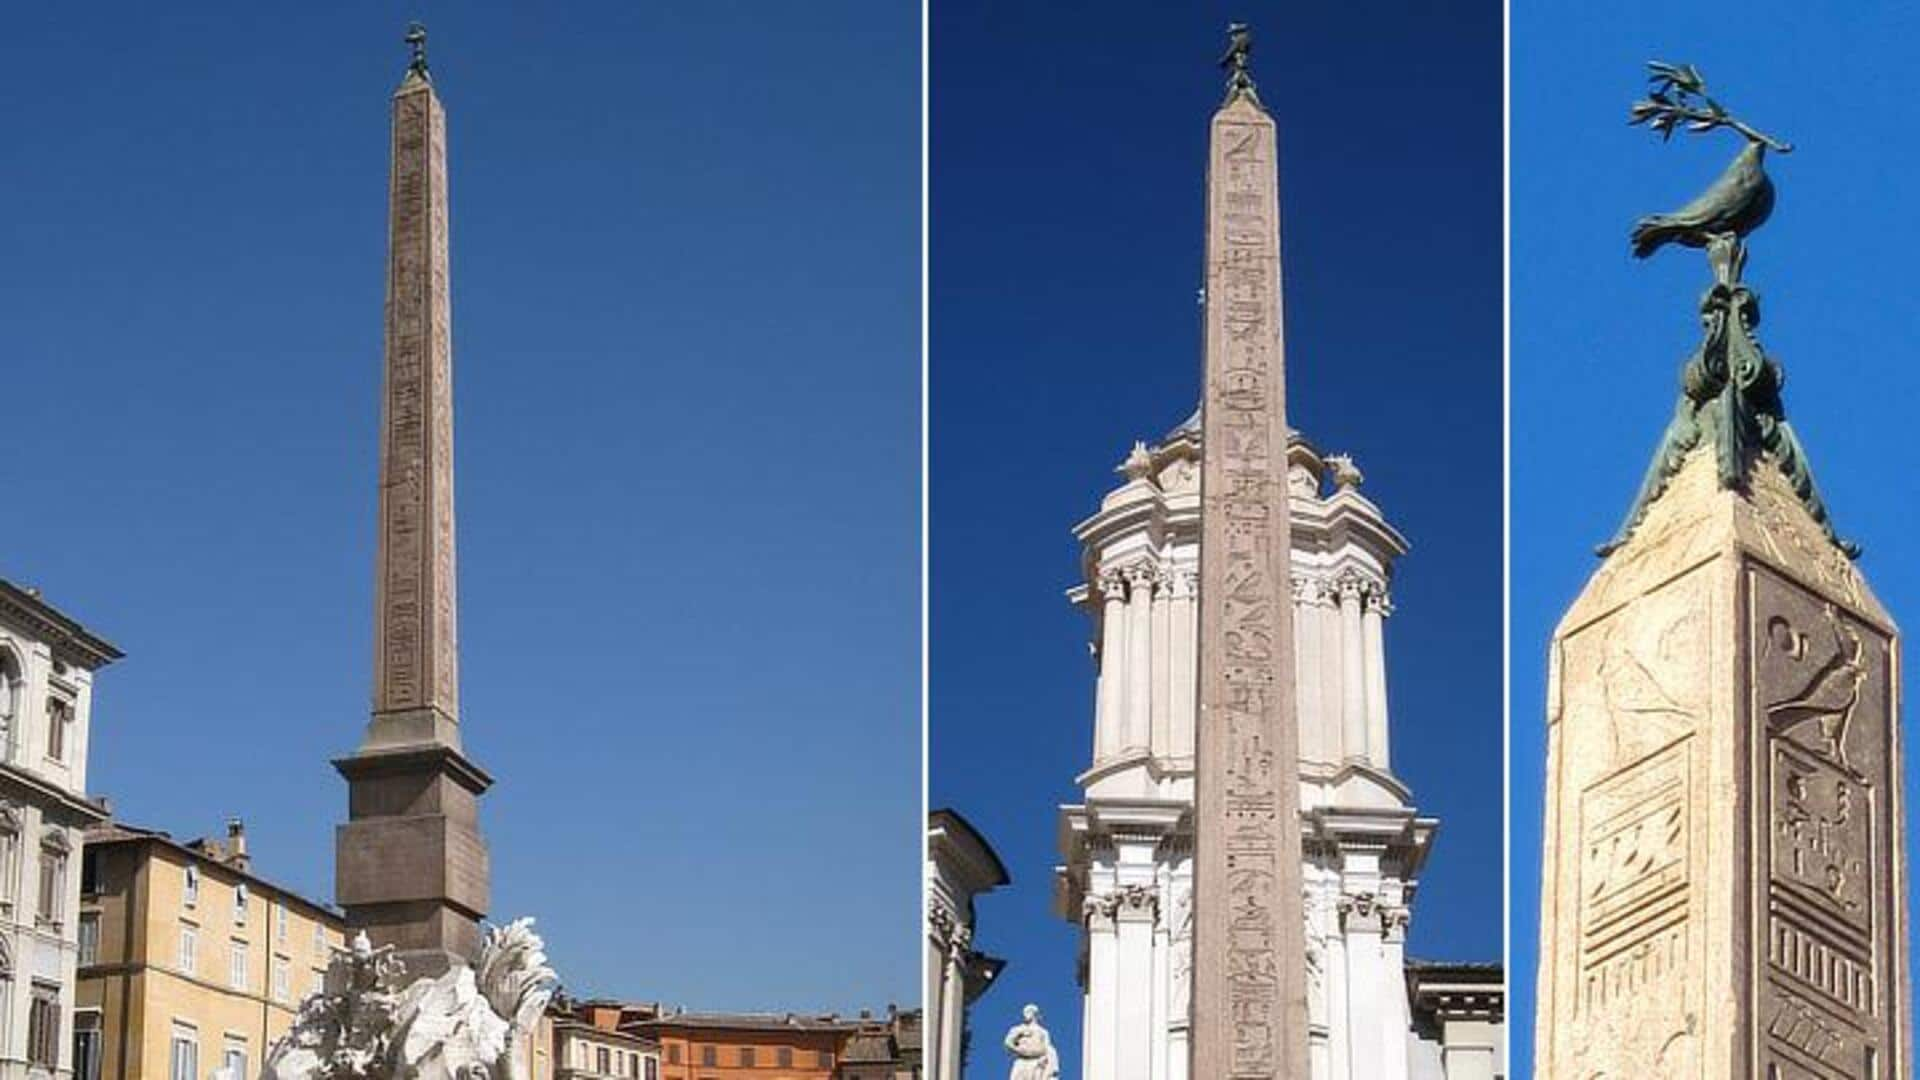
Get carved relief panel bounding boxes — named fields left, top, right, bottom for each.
left=1750, top=565, right=1897, bottom=1078
left=1550, top=563, right=1711, bottom=1077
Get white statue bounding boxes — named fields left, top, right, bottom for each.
left=1004, top=1005, right=1059, bottom=1080
left=263, top=919, right=557, bottom=1080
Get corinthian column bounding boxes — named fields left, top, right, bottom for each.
left=1096, top=568, right=1128, bottom=762
left=1085, top=896, right=1119, bottom=1080
left=1337, top=576, right=1368, bottom=765
left=1125, top=563, right=1156, bottom=753
left=1362, top=588, right=1391, bottom=770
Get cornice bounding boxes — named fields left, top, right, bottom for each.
left=0, top=582, right=122, bottom=671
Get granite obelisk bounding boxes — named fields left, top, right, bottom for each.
left=334, top=25, right=493, bottom=974
left=1536, top=63, right=1911, bottom=1077
left=1191, top=26, right=1311, bottom=1080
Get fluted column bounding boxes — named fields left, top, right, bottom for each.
left=1124, top=564, right=1156, bottom=753
left=1301, top=581, right=1333, bottom=760
left=1149, top=569, right=1173, bottom=758
left=1339, top=894, right=1403, bottom=1080
left=1168, top=569, right=1197, bottom=760
left=1362, top=588, right=1392, bottom=770
left=1337, top=576, right=1368, bottom=764
left=1323, top=917, right=1351, bottom=1080
left=1114, top=886, right=1157, bottom=1080
left=1096, top=569, right=1128, bottom=762
left=1085, top=896, right=1119, bottom=1080
left=1378, top=905, right=1413, bottom=1080
left=940, top=925, right=969, bottom=1080
left=1149, top=877, right=1171, bottom=1080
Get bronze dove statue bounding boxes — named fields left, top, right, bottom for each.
left=1630, top=139, right=1774, bottom=257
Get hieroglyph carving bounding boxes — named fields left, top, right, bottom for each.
left=1553, top=567, right=1710, bottom=1077
left=1195, top=101, right=1305, bottom=1080
left=1752, top=567, right=1894, bottom=1077
left=375, top=79, right=459, bottom=721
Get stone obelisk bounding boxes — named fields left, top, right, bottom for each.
left=1536, top=63, right=1911, bottom=1078
left=1191, top=25, right=1311, bottom=1080
left=334, top=25, right=493, bottom=974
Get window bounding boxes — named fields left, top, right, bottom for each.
left=229, top=940, right=248, bottom=990
left=777, top=1047, right=792, bottom=1068
left=80, top=850, right=100, bottom=896
left=77, top=913, right=99, bottom=967
left=44, top=696, right=71, bottom=762
left=184, top=864, right=199, bottom=907
left=597, top=1047, right=610, bottom=1074
left=738, top=1047, right=754, bottom=1067
left=0, top=653, right=20, bottom=761
left=169, top=1024, right=198, bottom=1080
left=73, top=1011, right=102, bottom=1080
left=643, top=1059, right=657, bottom=1080
left=178, top=924, right=198, bottom=974
left=234, top=883, right=248, bottom=926
left=666, top=1045, right=680, bottom=1065
left=275, top=903, right=287, bottom=944
left=27, top=984, right=59, bottom=1068
left=37, top=843, right=66, bottom=929
left=313, top=923, right=326, bottom=957
left=0, top=821, right=18, bottom=909
left=700, top=1045, right=716, bottom=1067
left=271, top=957, right=290, bottom=1003
left=817, top=1050, right=833, bottom=1068
left=223, top=1038, right=247, bottom=1080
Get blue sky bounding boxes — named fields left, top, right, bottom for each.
left=1512, top=3, right=1920, bottom=1073
left=931, top=2, right=1501, bottom=1075
left=1, top=4, right=918, bottom=1011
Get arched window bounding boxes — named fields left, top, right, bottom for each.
left=0, top=649, right=20, bottom=762
left=0, top=936, right=16, bottom=1048
left=0, top=805, right=22, bottom=912
left=37, top=831, right=70, bottom=930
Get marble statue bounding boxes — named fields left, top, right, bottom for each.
left=262, top=920, right=557, bottom=1080
left=1003, top=1005, right=1059, bottom=1080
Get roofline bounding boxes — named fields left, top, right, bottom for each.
left=928, top=808, right=1010, bottom=887
left=85, top=824, right=342, bottom=924
left=0, top=580, right=123, bottom=669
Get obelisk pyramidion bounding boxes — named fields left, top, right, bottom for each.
left=334, top=24, right=493, bottom=975
left=1536, top=63, right=1912, bottom=1077
left=1191, top=25, right=1311, bottom=1080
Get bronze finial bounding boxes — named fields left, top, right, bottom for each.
left=1602, top=63, right=1852, bottom=559
left=405, top=22, right=430, bottom=79
left=1219, top=23, right=1257, bottom=103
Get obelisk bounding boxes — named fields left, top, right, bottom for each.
left=1536, top=63, right=1911, bottom=1077
left=334, top=24, right=493, bottom=974
left=1191, top=25, right=1311, bottom=1080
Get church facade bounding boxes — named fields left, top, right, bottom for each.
left=1056, top=417, right=1501, bottom=1080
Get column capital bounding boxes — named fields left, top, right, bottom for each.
left=1114, top=883, right=1159, bottom=923
left=1083, top=892, right=1119, bottom=931
left=1096, top=566, right=1129, bottom=600
left=1336, top=891, right=1385, bottom=934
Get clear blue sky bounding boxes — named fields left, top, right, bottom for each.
left=931, top=3, right=1501, bottom=1075
left=1512, top=3, right=1920, bottom=1073
left=1, top=4, right=918, bottom=1012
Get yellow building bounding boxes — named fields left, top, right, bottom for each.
left=75, top=821, right=345, bottom=1080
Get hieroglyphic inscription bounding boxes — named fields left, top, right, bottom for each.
left=1578, top=737, right=1690, bottom=1017
left=1194, top=97, right=1306, bottom=1080
left=374, top=78, right=459, bottom=723
left=1752, top=565, right=1895, bottom=1076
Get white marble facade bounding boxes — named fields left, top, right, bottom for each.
left=1057, top=414, right=1483, bottom=1080
left=0, top=582, right=116, bottom=1080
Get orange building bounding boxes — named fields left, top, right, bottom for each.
left=641, top=1013, right=852, bottom=1080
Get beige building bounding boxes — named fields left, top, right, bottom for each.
left=542, top=999, right=660, bottom=1080
left=0, top=580, right=119, bottom=1080
left=75, top=821, right=346, bottom=1080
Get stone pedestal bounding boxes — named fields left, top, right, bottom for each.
left=1536, top=450, right=1912, bottom=1076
